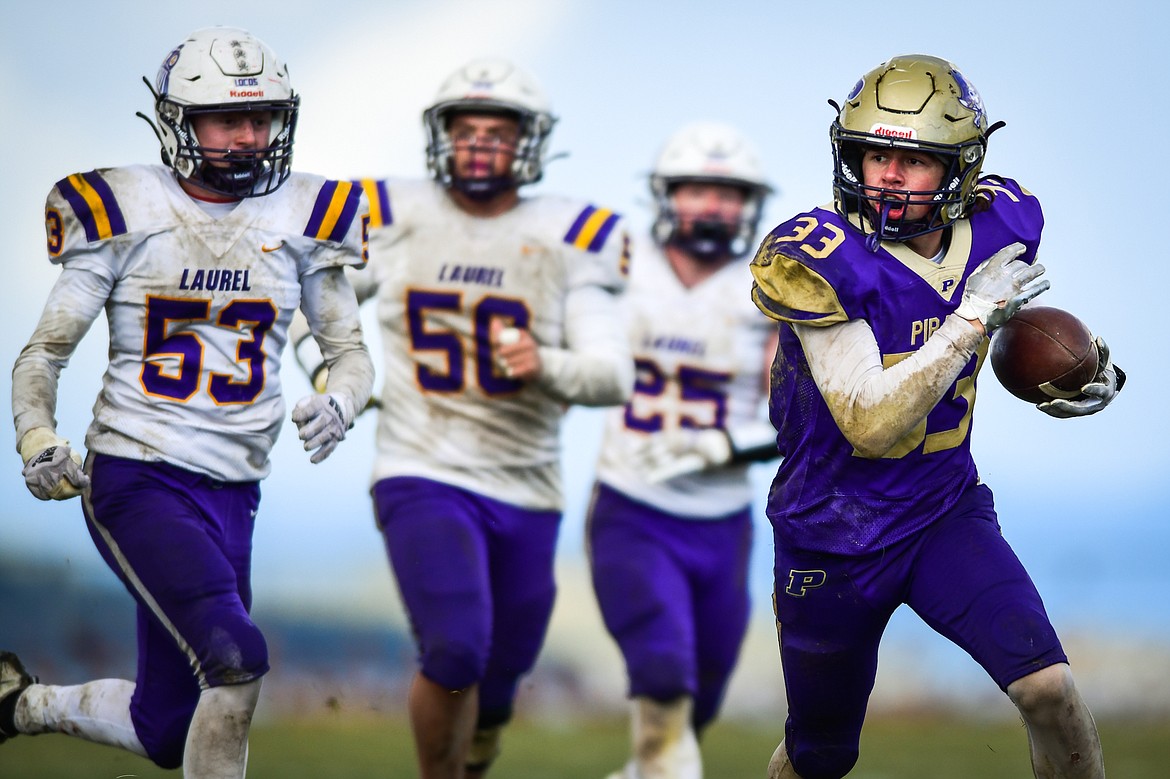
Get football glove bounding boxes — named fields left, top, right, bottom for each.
left=637, top=428, right=732, bottom=484
left=954, top=242, right=1050, bottom=332
left=291, top=393, right=355, bottom=464
left=1037, top=336, right=1125, bottom=418
left=19, top=427, right=90, bottom=501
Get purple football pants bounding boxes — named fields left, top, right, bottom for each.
left=587, top=482, right=752, bottom=733
left=374, top=476, right=560, bottom=722
left=774, top=482, right=1067, bottom=779
left=83, top=454, right=267, bottom=769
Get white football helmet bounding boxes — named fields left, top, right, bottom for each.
left=650, top=122, right=773, bottom=258
left=423, top=58, right=556, bottom=197
left=147, top=26, right=299, bottom=198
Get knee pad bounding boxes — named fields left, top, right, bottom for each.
left=420, top=637, right=485, bottom=692
left=627, top=649, right=691, bottom=703
left=134, top=707, right=194, bottom=769
left=201, top=615, right=269, bottom=686
left=789, top=741, right=859, bottom=779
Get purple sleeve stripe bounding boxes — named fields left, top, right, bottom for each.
left=55, top=171, right=127, bottom=243
left=304, top=180, right=339, bottom=238
left=327, top=183, right=363, bottom=243
left=305, top=180, right=362, bottom=241
left=586, top=211, right=620, bottom=252
left=563, top=205, right=596, bottom=245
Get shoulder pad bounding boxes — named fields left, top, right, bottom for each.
left=750, top=225, right=848, bottom=326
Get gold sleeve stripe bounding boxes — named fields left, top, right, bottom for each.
left=305, top=180, right=362, bottom=242
left=564, top=205, right=620, bottom=252
left=55, top=171, right=127, bottom=242
left=355, top=178, right=392, bottom=228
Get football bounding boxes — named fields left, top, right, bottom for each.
left=989, top=306, right=1099, bottom=404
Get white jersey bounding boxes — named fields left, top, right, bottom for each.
left=19, top=164, right=368, bottom=482
left=351, top=178, right=630, bottom=510
left=596, top=240, right=775, bottom=518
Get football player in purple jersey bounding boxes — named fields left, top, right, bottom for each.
left=588, top=122, right=778, bottom=779
left=750, top=55, right=1122, bottom=779
left=1, top=27, right=373, bottom=778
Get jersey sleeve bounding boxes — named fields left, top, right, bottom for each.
left=43, top=169, right=132, bottom=281
left=297, top=177, right=371, bottom=277
left=561, top=203, right=631, bottom=294
left=750, top=214, right=850, bottom=328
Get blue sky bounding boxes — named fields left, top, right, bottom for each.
left=3, top=0, right=1168, bottom=711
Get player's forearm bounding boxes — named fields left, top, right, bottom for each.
left=288, top=310, right=322, bottom=381
left=323, top=344, right=374, bottom=413
left=536, top=347, right=633, bottom=406
left=798, top=316, right=982, bottom=458
left=535, top=285, right=633, bottom=407
left=12, top=269, right=107, bottom=447
left=12, top=354, right=65, bottom=447
left=298, top=268, right=374, bottom=411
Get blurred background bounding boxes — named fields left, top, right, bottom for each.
left=2, top=0, right=1167, bottom=737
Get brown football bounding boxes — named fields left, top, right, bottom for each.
left=989, top=306, right=1099, bottom=404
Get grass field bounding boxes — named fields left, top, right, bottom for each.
left=2, top=713, right=1168, bottom=778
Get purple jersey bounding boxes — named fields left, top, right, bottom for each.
left=750, top=177, right=1043, bottom=554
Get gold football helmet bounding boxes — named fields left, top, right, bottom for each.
left=830, top=55, right=994, bottom=249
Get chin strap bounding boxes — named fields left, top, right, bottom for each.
left=865, top=203, right=890, bottom=252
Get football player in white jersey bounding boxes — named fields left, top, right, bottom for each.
left=292, top=59, right=632, bottom=778
left=589, top=122, right=779, bottom=779
left=1, top=28, right=373, bottom=779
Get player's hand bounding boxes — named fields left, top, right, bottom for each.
left=491, top=319, right=540, bottom=381
left=636, top=428, right=733, bottom=484
left=291, top=393, right=355, bottom=463
left=955, top=242, right=1050, bottom=333
left=19, top=427, right=90, bottom=501
left=1037, top=336, right=1125, bottom=418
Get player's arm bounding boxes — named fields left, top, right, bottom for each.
left=638, top=326, right=781, bottom=483
left=726, top=325, right=783, bottom=464
left=531, top=282, right=634, bottom=407
left=291, top=267, right=374, bottom=463
left=796, top=315, right=983, bottom=458
left=290, top=264, right=376, bottom=394
left=12, top=267, right=110, bottom=498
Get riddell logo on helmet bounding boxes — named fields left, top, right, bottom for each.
left=870, top=124, right=917, bottom=140
left=230, top=89, right=266, bottom=98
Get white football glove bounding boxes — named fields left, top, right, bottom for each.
left=291, top=393, right=355, bottom=464
left=1037, top=336, right=1125, bottom=418
left=954, top=242, right=1050, bottom=332
left=637, top=428, right=733, bottom=484
left=19, top=427, right=90, bottom=501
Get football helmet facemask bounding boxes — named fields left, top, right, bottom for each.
left=650, top=122, right=773, bottom=260
left=423, top=58, right=556, bottom=199
left=145, top=27, right=299, bottom=198
left=830, top=54, right=993, bottom=251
